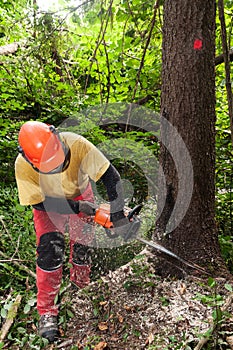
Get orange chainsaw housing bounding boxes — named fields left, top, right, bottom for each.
left=94, top=203, right=113, bottom=228
left=94, top=203, right=132, bottom=228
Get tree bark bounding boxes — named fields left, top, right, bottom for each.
left=155, top=0, right=229, bottom=277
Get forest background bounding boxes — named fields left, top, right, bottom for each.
left=0, top=0, right=232, bottom=349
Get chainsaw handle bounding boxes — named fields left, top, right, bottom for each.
left=95, top=203, right=142, bottom=240
left=127, top=204, right=143, bottom=220
left=123, top=216, right=141, bottom=241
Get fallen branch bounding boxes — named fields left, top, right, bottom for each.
left=57, top=338, right=74, bottom=348
left=0, top=250, right=36, bottom=279
left=0, top=295, right=22, bottom=342
left=194, top=294, right=233, bottom=350
left=0, top=259, right=28, bottom=263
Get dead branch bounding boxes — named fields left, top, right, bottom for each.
left=215, top=49, right=233, bottom=65
left=0, top=295, right=22, bottom=342
left=57, top=338, right=74, bottom=348
left=0, top=259, right=28, bottom=263
left=0, top=250, right=36, bottom=279
left=0, top=216, right=14, bottom=247
left=131, top=0, right=160, bottom=102
left=84, top=0, right=114, bottom=94
left=194, top=293, right=233, bottom=350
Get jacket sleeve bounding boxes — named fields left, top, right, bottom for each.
left=32, top=197, right=80, bottom=214
left=100, top=164, right=125, bottom=222
left=15, top=154, right=44, bottom=206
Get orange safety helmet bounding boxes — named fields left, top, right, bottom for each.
left=18, top=121, right=65, bottom=173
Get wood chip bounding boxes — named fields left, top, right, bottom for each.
left=94, top=341, right=108, bottom=350
left=98, top=322, right=108, bottom=331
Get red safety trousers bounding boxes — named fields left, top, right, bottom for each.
left=33, top=183, right=94, bottom=316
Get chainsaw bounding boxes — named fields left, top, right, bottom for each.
left=94, top=203, right=208, bottom=275
left=94, top=203, right=142, bottom=240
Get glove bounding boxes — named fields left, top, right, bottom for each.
left=78, top=201, right=97, bottom=216
left=111, top=210, right=141, bottom=241
left=111, top=211, right=131, bottom=240
left=111, top=210, right=127, bottom=226
left=113, top=216, right=129, bottom=228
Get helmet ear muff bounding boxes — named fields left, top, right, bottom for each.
left=18, top=146, right=24, bottom=155
left=18, top=145, right=39, bottom=171
left=49, top=125, right=56, bottom=134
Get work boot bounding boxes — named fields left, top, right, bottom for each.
left=38, top=314, right=59, bottom=342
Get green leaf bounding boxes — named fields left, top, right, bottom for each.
left=17, top=327, right=27, bottom=334
left=224, top=283, right=233, bottom=292
left=23, top=304, right=31, bottom=314
left=0, top=307, right=7, bottom=318
left=207, top=277, right=216, bottom=288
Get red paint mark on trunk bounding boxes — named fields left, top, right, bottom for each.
left=193, top=39, right=203, bottom=50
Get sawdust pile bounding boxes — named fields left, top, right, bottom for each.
left=48, top=249, right=233, bottom=350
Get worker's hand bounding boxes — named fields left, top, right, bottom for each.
left=78, top=201, right=97, bottom=216
left=112, top=212, right=141, bottom=241
left=111, top=213, right=131, bottom=240
left=113, top=216, right=129, bottom=228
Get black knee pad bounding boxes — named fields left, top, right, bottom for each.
left=72, top=243, right=92, bottom=265
left=37, top=232, right=65, bottom=271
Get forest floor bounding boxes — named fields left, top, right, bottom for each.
left=42, top=248, right=233, bottom=350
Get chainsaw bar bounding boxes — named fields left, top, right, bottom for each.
left=127, top=205, right=209, bottom=275
left=136, top=236, right=209, bottom=275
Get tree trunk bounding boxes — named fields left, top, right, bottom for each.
left=154, top=0, right=229, bottom=277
